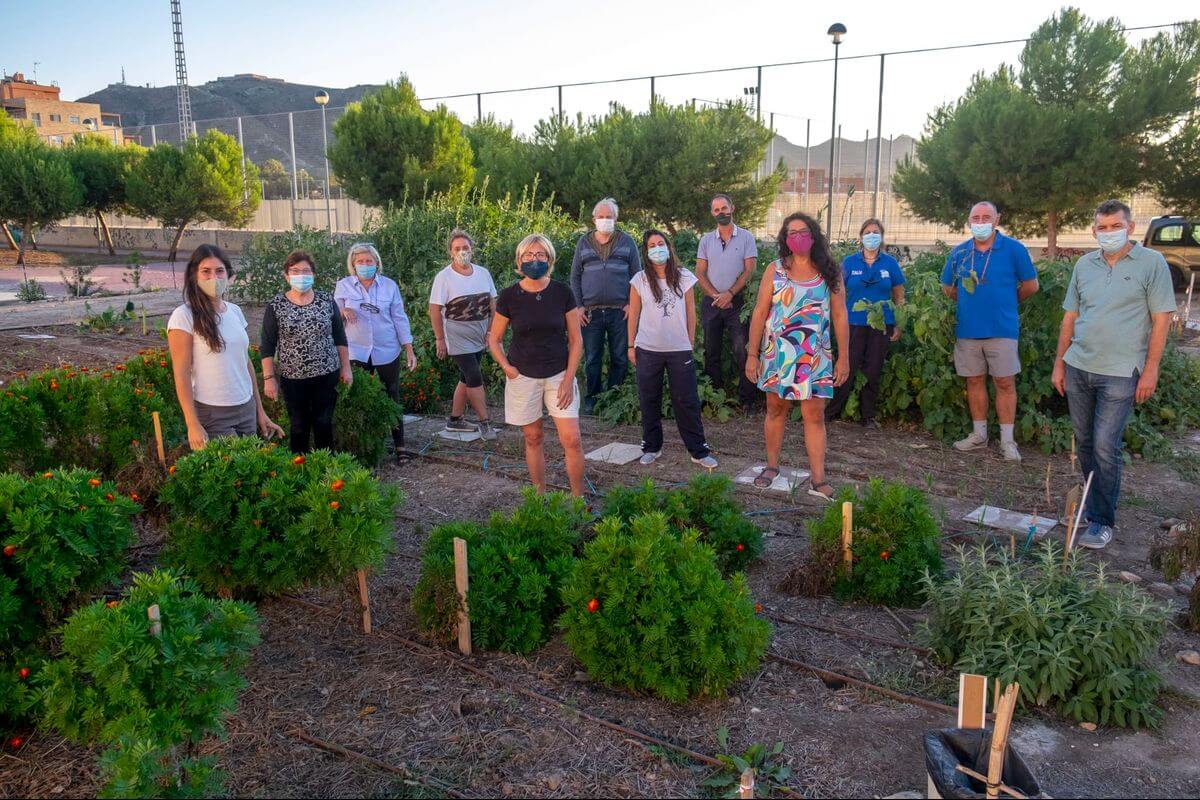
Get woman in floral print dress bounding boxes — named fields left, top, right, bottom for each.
left=745, top=211, right=850, bottom=500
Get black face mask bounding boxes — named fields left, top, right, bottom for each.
left=715, top=212, right=733, bottom=226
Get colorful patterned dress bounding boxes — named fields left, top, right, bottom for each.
left=757, top=260, right=834, bottom=400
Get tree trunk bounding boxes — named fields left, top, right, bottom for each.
left=17, top=218, right=31, bottom=281
left=168, top=222, right=188, bottom=264
left=664, top=221, right=678, bottom=236
left=29, top=228, right=38, bottom=251
left=1, top=221, right=16, bottom=251
left=1046, top=210, right=1059, bottom=261
left=96, top=210, right=116, bottom=256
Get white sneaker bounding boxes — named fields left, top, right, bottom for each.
left=953, top=431, right=988, bottom=451
left=691, top=454, right=719, bottom=470
left=639, top=451, right=661, bottom=465
left=1000, top=440, right=1021, bottom=462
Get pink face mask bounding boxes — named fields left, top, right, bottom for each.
left=786, top=232, right=813, bottom=255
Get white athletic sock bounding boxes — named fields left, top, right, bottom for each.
left=1000, top=424, right=1015, bottom=444
left=972, top=420, right=987, bottom=439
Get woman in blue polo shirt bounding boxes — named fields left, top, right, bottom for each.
left=825, top=218, right=904, bottom=427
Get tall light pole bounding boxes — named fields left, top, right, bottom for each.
left=315, top=90, right=333, bottom=233
left=826, top=22, right=846, bottom=239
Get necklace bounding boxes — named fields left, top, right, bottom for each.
left=960, top=246, right=993, bottom=294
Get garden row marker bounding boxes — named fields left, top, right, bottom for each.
left=140, top=305, right=148, bottom=336
left=151, top=411, right=166, bottom=466
left=1064, top=471, right=1094, bottom=561
left=840, top=502, right=853, bottom=569
left=147, top=604, right=161, bottom=637
left=453, top=537, right=472, bottom=656
left=1070, top=434, right=1077, bottom=475
left=356, top=570, right=372, bottom=635
left=957, top=673, right=988, bottom=729
left=1184, top=271, right=1195, bottom=333
left=953, top=765, right=1028, bottom=800
left=986, top=683, right=1020, bottom=800
left=739, top=768, right=755, bottom=798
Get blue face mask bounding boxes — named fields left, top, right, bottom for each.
left=647, top=245, right=670, bottom=265
left=355, top=264, right=377, bottom=279
left=521, top=260, right=550, bottom=280
left=1096, top=228, right=1129, bottom=254
left=289, top=274, right=314, bottom=292
left=970, top=222, right=994, bottom=241
left=862, top=232, right=882, bottom=251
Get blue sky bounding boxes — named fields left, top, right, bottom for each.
left=0, top=0, right=1189, bottom=143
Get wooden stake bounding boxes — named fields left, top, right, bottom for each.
left=986, top=683, right=1020, bottom=800
left=992, top=679, right=1000, bottom=714
left=1043, top=463, right=1051, bottom=508
left=151, top=411, right=166, bottom=466
left=840, top=502, right=853, bottom=569
left=954, top=765, right=1028, bottom=800
left=1064, top=471, right=1094, bottom=564
left=1070, top=434, right=1077, bottom=476
left=147, top=604, right=161, bottom=637
left=453, top=537, right=472, bottom=656
left=356, top=569, right=372, bottom=635
left=957, top=673, right=988, bottom=729
left=739, top=767, right=755, bottom=798
left=140, top=305, right=147, bottom=336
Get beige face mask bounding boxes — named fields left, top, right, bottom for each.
left=198, top=277, right=228, bottom=298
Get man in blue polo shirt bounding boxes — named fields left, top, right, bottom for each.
left=1051, top=199, right=1176, bottom=550
left=940, top=201, right=1039, bottom=461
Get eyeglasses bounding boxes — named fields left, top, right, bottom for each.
left=522, top=252, right=550, bottom=261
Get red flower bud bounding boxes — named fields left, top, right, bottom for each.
left=587, top=598, right=599, bottom=613
left=18, top=668, right=29, bottom=679
left=736, top=543, right=745, bottom=552
left=88, top=478, right=101, bottom=487
left=292, top=455, right=305, bottom=465
left=2, top=545, right=15, bottom=557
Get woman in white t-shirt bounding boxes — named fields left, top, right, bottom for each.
left=167, top=244, right=284, bottom=450
left=627, top=230, right=717, bottom=469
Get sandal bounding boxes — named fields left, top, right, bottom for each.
left=753, top=467, right=781, bottom=489
left=807, top=481, right=835, bottom=502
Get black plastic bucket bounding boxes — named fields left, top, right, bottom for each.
left=923, top=728, right=1042, bottom=799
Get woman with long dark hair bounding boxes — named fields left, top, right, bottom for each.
left=626, top=230, right=716, bottom=468
left=167, top=244, right=283, bottom=450
left=745, top=212, right=849, bottom=499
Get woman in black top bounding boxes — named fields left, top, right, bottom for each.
left=488, top=233, right=586, bottom=497
left=261, top=249, right=352, bottom=453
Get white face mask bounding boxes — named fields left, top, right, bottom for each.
left=1096, top=228, right=1129, bottom=254
left=595, top=218, right=616, bottom=234
left=198, top=277, right=228, bottom=298
left=453, top=249, right=472, bottom=266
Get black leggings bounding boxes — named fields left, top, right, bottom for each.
left=352, top=356, right=404, bottom=447
left=280, top=369, right=339, bottom=454
left=451, top=351, right=485, bottom=389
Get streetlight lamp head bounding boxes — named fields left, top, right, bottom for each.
left=827, top=23, right=847, bottom=45
left=314, top=90, right=329, bottom=106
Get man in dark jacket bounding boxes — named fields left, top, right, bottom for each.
left=570, top=197, right=642, bottom=413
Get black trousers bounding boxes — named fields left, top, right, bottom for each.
left=700, top=293, right=756, bottom=406
left=635, top=348, right=710, bottom=458
left=280, top=369, right=340, bottom=454
left=352, top=356, right=404, bottom=447
left=826, top=324, right=890, bottom=422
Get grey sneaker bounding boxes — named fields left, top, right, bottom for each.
left=954, top=431, right=988, bottom=451
left=691, top=454, right=719, bottom=470
left=445, top=417, right=479, bottom=433
left=1077, top=522, right=1114, bottom=550
left=1000, top=440, right=1022, bottom=462
left=478, top=420, right=498, bottom=440
left=639, top=451, right=662, bottom=465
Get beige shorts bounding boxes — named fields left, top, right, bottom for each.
left=504, top=371, right=580, bottom=427
left=954, top=338, right=1021, bottom=378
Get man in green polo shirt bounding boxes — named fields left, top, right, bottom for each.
left=1051, top=199, right=1177, bottom=550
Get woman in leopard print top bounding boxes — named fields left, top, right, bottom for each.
left=261, top=249, right=351, bottom=453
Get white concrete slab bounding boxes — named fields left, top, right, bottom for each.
left=735, top=465, right=811, bottom=492
left=585, top=442, right=644, bottom=465
left=963, top=505, right=1058, bottom=537
left=16, top=333, right=55, bottom=339
left=437, top=428, right=481, bottom=443
left=402, top=414, right=422, bottom=425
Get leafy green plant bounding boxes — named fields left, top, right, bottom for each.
left=922, top=543, right=1167, bottom=728
left=60, top=262, right=99, bottom=298
left=38, top=569, right=260, bottom=798
left=80, top=300, right=137, bottom=332
left=601, top=474, right=763, bottom=575
left=159, top=437, right=398, bottom=597
left=560, top=513, right=770, bottom=702
left=1149, top=516, right=1200, bottom=631
left=123, top=250, right=145, bottom=291
left=700, top=726, right=792, bottom=798
left=413, top=490, right=587, bottom=654
left=851, top=299, right=893, bottom=333
left=16, top=279, right=46, bottom=302
left=804, top=479, right=942, bottom=606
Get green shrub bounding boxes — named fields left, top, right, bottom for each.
left=600, top=474, right=762, bottom=575
left=560, top=513, right=770, bottom=702
left=922, top=543, right=1167, bottom=729
left=594, top=372, right=738, bottom=427
left=413, top=490, right=587, bottom=654
left=806, top=479, right=942, bottom=606
left=159, top=437, right=398, bottom=596
left=234, top=226, right=354, bottom=304
left=16, top=279, right=46, bottom=302
left=39, top=569, right=260, bottom=798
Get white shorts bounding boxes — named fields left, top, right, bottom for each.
left=504, top=371, right=580, bottom=427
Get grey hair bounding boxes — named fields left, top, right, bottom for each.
left=515, top=233, right=556, bottom=267
left=970, top=200, right=999, bottom=218
left=1095, top=199, right=1132, bottom=222
left=447, top=228, right=474, bottom=253
left=346, top=242, right=383, bottom=275
left=593, top=197, right=619, bottom=219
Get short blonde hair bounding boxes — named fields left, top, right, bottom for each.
left=346, top=242, right=383, bottom=275
left=514, top=233, right=556, bottom=268
left=447, top=228, right=474, bottom=254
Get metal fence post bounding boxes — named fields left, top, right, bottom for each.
left=288, top=112, right=299, bottom=228
left=150, top=124, right=157, bottom=147
left=476, top=93, right=482, bottom=124
left=804, top=119, right=811, bottom=211
left=557, top=85, right=563, bottom=124
left=872, top=54, right=885, bottom=218
left=236, top=116, right=246, bottom=185
left=755, top=65, right=762, bottom=122
left=650, top=76, right=655, bottom=108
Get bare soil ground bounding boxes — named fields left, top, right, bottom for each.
left=1, top=322, right=1198, bottom=799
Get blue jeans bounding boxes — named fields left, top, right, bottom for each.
left=582, top=307, right=628, bottom=404
left=1065, top=364, right=1139, bottom=527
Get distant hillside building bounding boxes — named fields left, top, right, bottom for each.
left=1, top=71, right=126, bottom=145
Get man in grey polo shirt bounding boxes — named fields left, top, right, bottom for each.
left=1051, top=199, right=1177, bottom=550
left=696, top=193, right=758, bottom=408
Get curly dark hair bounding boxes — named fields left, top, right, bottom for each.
left=182, top=244, right=234, bottom=352
left=639, top=229, right=684, bottom=305
left=775, top=212, right=841, bottom=291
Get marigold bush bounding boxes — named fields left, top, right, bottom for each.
left=413, top=490, right=588, bottom=654
left=921, top=544, right=1166, bottom=729
left=560, top=513, right=770, bottom=702
left=159, top=437, right=398, bottom=596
